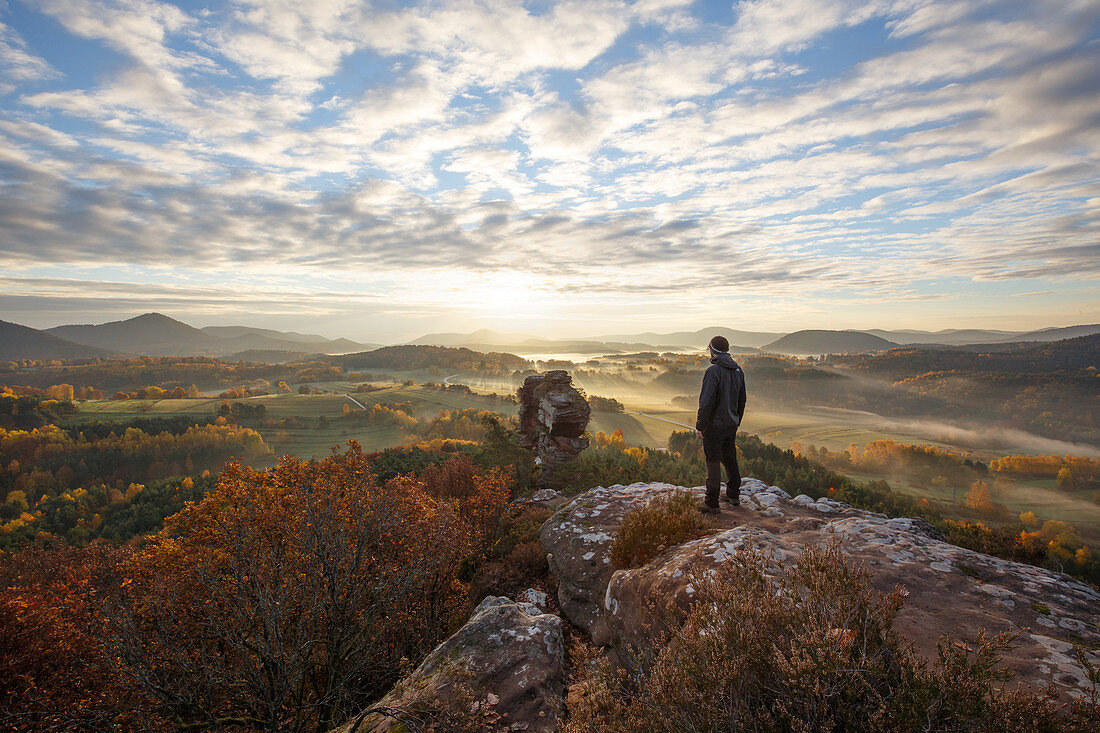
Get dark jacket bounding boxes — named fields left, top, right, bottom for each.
left=696, top=351, right=746, bottom=432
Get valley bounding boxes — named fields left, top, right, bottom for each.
left=21, top=328, right=1090, bottom=550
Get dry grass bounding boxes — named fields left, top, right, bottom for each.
left=565, top=543, right=1100, bottom=733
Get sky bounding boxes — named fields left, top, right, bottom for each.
left=0, top=0, right=1098, bottom=342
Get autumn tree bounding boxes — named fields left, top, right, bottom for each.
left=44, top=384, right=74, bottom=401
left=965, top=480, right=994, bottom=514
left=1057, top=467, right=1076, bottom=491
left=0, top=544, right=143, bottom=732
left=104, top=443, right=510, bottom=733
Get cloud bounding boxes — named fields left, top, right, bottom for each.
left=0, top=21, right=57, bottom=94
left=35, top=0, right=202, bottom=71
left=0, top=0, right=1097, bottom=336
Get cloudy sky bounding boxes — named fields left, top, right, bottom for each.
left=1, top=0, right=1097, bottom=342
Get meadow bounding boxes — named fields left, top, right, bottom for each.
left=71, top=384, right=513, bottom=462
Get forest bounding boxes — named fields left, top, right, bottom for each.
left=335, top=345, right=530, bottom=373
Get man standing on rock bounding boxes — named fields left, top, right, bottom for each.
left=696, top=335, right=747, bottom=513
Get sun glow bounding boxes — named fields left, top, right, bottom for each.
left=449, top=270, right=557, bottom=325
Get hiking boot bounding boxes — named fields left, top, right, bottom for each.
left=721, top=494, right=740, bottom=506
left=698, top=501, right=720, bottom=515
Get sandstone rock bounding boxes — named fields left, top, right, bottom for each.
left=541, top=482, right=1100, bottom=701
left=538, top=482, right=684, bottom=643
left=530, top=489, right=562, bottom=502
left=332, top=596, right=564, bottom=733
left=517, top=371, right=590, bottom=484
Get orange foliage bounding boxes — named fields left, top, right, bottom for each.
left=592, top=429, right=627, bottom=449
left=964, top=480, right=995, bottom=513
left=419, top=455, right=511, bottom=546
left=990, top=454, right=1099, bottom=481
left=104, top=442, right=511, bottom=731
left=0, top=544, right=141, bottom=732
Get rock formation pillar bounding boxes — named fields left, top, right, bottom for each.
left=517, top=370, right=591, bottom=485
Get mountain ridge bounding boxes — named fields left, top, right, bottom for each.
left=46, top=313, right=222, bottom=356
left=762, top=329, right=897, bottom=355
left=0, top=320, right=118, bottom=361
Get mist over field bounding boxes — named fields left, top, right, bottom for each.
left=804, top=407, right=1100, bottom=459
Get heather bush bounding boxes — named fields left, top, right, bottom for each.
left=609, top=490, right=712, bottom=569
left=565, top=543, right=1099, bottom=733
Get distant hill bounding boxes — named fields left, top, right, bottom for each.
left=593, top=326, right=784, bottom=349
left=409, top=327, right=769, bottom=353
left=408, top=330, right=689, bottom=355
left=510, top=338, right=679, bottom=355
left=203, top=325, right=336, bottom=343
left=861, top=325, right=1100, bottom=345
left=762, top=330, right=897, bottom=355
left=223, top=349, right=318, bottom=364
left=42, top=314, right=377, bottom=357
left=335, top=345, right=529, bottom=372
left=203, top=325, right=376, bottom=353
left=214, top=332, right=371, bottom=355
left=834, top=332, right=1100, bottom=374
left=46, top=313, right=223, bottom=356
left=408, top=329, right=535, bottom=347
left=0, top=320, right=117, bottom=361
left=864, top=328, right=1022, bottom=345
left=1007, top=324, right=1100, bottom=342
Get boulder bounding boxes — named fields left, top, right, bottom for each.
left=538, top=482, right=683, bottom=643
left=333, top=596, right=564, bottom=733
left=517, top=371, right=590, bottom=483
left=542, top=481, right=1100, bottom=701
left=530, top=489, right=562, bottom=503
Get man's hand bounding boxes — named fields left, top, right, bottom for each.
left=696, top=430, right=704, bottom=439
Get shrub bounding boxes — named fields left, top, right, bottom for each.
left=565, top=543, right=1099, bottom=732
left=940, top=520, right=1048, bottom=567
left=610, top=490, right=711, bottom=569
left=469, top=505, right=553, bottom=600
left=588, top=395, right=625, bottom=412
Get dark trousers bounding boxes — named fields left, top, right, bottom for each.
left=702, top=426, right=740, bottom=506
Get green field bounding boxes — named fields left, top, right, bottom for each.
left=588, top=411, right=669, bottom=448
left=617, top=405, right=991, bottom=455
left=303, top=381, right=518, bottom=418
left=72, top=385, right=517, bottom=463
left=850, top=469, right=1100, bottom=545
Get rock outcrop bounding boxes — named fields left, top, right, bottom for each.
left=541, top=479, right=1100, bottom=701
left=539, top=481, right=685, bottom=643
left=333, top=596, right=565, bottom=733
left=517, top=371, right=590, bottom=484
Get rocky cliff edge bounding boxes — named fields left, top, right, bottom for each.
left=541, top=479, right=1100, bottom=701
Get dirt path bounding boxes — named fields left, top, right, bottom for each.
left=624, top=410, right=695, bottom=431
